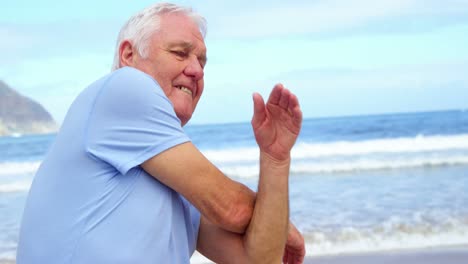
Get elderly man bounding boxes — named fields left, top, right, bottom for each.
left=17, top=2, right=305, bottom=264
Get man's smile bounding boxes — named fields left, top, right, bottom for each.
left=175, top=85, right=194, bottom=97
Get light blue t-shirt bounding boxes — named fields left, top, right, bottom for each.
left=17, top=67, right=200, bottom=264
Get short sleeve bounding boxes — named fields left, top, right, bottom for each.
left=189, top=204, right=201, bottom=254
left=181, top=196, right=201, bottom=255
left=85, top=67, right=190, bottom=175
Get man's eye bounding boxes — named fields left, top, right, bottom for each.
left=172, top=51, right=188, bottom=57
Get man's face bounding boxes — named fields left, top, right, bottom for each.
left=132, top=13, right=207, bottom=126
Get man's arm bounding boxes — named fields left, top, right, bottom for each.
left=246, top=152, right=290, bottom=262
left=196, top=154, right=292, bottom=263
left=141, top=139, right=305, bottom=262
left=198, top=84, right=305, bottom=263
left=142, top=84, right=304, bottom=261
left=197, top=218, right=305, bottom=264
left=141, top=142, right=255, bottom=233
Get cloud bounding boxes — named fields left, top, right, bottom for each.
left=203, top=20, right=468, bottom=90
left=0, top=20, right=119, bottom=64
left=0, top=26, right=44, bottom=64
left=2, top=0, right=467, bottom=125
left=207, top=0, right=468, bottom=38
left=0, top=52, right=113, bottom=123
left=273, top=61, right=468, bottom=90
left=276, top=65, right=468, bottom=117
left=272, top=61, right=468, bottom=116
left=3, top=52, right=111, bottom=87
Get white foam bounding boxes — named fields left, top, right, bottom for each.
left=0, top=241, right=17, bottom=259
left=198, top=134, right=468, bottom=178
left=202, top=134, right=468, bottom=164
left=293, top=134, right=468, bottom=159
left=0, top=180, right=32, bottom=193
left=217, top=155, right=468, bottom=178
left=0, top=161, right=40, bottom=176
left=305, top=230, right=468, bottom=257
left=304, top=216, right=468, bottom=256
left=292, top=155, right=468, bottom=174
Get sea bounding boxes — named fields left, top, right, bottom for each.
left=1, top=109, right=468, bottom=262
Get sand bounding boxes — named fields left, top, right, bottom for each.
left=3, top=246, right=468, bottom=263
left=304, top=246, right=468, bottom=264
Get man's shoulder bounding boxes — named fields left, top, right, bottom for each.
left=109, top=67, right=158, bottom=86
left=94, top=67, right=164, bottom=97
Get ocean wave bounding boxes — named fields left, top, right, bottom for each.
left=0, top=240, right=17, bottom=260
left=0, top=161, right=40, bottom=176
left=303, top=215, right=468, bottom=256
left=294, top=134, right=468, bottom=158
left=219, top=155, right=468, bottom=178
left=202, top=134, right=468, bottom=164
left=0, top=180, right=32, bottom=193
left=198, top=134, right=468, bottom=178
left=292, top=155, right=468, bottom=174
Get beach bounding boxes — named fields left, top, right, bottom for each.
left=304, top=246, right=468, bottom=264
left=190, top=246, right=468, bottom=263
left=2, top=246, right=468, bottom=263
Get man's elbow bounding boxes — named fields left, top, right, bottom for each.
left=225, top=203, right=253, bottom=233
left=206, top=182, right=256, bottom=233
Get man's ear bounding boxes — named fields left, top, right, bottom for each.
left=119, top=40, right=135, bottom=67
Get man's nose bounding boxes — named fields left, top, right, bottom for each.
left=184, top=56, right=204, bottom=81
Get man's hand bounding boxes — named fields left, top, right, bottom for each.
left=283, top=223, right=306, bottom=264
left=251, top=84, right=302, bottom=161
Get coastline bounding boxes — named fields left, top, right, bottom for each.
left=190, top=245, right=468, bottom=264
left=3, top=246, right=468, bottom=263
left=304, top=246, right=468, bottom=264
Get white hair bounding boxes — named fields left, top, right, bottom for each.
left=111, top=2, right=207, bottom=71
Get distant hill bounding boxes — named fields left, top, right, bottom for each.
left=0, top=80, right=57, bottom=136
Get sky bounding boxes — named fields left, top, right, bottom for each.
left=1, top=0, right=468, bottom=125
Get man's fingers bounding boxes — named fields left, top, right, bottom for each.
left=267, top=84, right=300, bottom=119
left=278, top=88, right=291, bottom=110
left=251, top=92, right=266, bottom=129
left=288, top=93, right=303, bottom=125
left=267, top=83, right=283, bottom=106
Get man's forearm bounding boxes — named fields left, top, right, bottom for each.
left=244, top=152, right=290, bottom=263
left=195, top=154, right=300, bottom=263
left=197, top=85, right=303, bottom=263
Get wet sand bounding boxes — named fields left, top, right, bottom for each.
left=304, top=246, right=468, bottom=264
left=4, top=246, right=468, bottom=263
